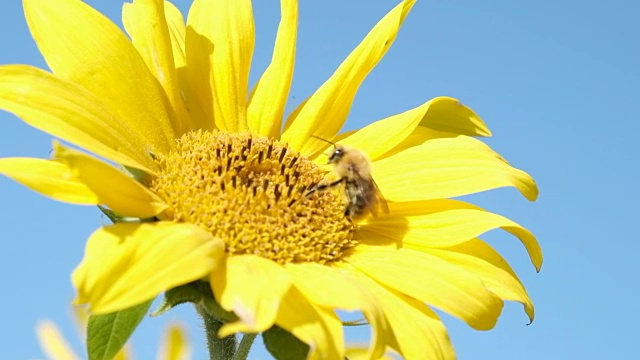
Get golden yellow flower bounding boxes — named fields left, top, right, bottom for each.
left=36, top=306, right=190, bottom=360
left=0, top=0, right=542, bottom=359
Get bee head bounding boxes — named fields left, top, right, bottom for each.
left=327, top=145, right=346, bottom=164
left=310, top=135, right=346, bottom=164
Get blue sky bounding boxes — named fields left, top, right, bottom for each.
left=1, top=0, right=638, bottom=358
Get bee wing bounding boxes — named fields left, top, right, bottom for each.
left=355, top=173, right=389, bottom=218
left=370, top=177, right=389, bottom=216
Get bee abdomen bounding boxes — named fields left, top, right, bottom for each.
left=344, top=180, right=370, bottom=219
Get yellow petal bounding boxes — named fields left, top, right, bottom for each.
left=211, top=255, right=291, bottom=336
left=359, top=199, right=543, bottom=271
left=347, top=268, right=455, bottom=360
left=286, top=262, right=390, bottom=359
left=0, top=157, right=97, bottom=204
left=374, top=135, right=539, bottom=201
left=375, top=126, right=455, bottom=160
left=71, top=306, right=89, bottom=339
left=281, top=0, right=416, bottom=156
left=36, top=320, right=81, bottom=360
left=187, top=0, right=255, bottom=131
left=420, top=96, right=491, bottom=136
left=164, top=2, right=213, bottom=132
left=164, top=1, right=186, bottom=68
left=347, top=245, right=504, bottom=330
left=0, top=65, right=155, bottom=172
left=275, top=287, right=344, bottom=360
left=369, top=97, right=492, bottom=160
left=157, top=323, right=191, bottom=360
left=416, top=239, right=535, bottom=323
left=247, top=0, right=297, bottom=138
left=182, top=3, right=215, bottom=131
left=72, top=222, right=224, bottom=314
left=285, top=263, right=364, bottom=310
left=114, top=349, right=132, bottom=360
left=344, top=347, right=398, bottom=360
left=163, top=0, right=190, bottom=112
left=24, top=0, right=175, bottom=153
left=53, top=143, right=167, bottom=218
left=329, top=97, right=441, bottom=161
left=122, top=0, right=191, bottom=136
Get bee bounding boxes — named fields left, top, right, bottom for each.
left=306, top=138, right=389, bottom=220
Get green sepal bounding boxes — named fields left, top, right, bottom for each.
left=342, top=318, right=369, bottom=326
left=86, top=299, right=153, bottom=360
left=97, top=205, right=157, bottom=224
left=263, top=325, right=309, bottom=360
left=123, top=164, right=152, bottom=184
left=97, top=205, right=125, bottom=224
left=151, top=281, right=237, bottom=322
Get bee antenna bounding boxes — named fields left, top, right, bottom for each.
left=310, top=135, right=336, bottom=146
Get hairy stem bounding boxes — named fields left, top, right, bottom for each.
left=196, top=304, right=237, bottom=360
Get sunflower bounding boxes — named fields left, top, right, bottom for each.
left=0, top=0, right=542, bottom=359
left=36, top=306, right=190, bottom=360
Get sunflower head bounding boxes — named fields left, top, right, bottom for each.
left=0, top=0, right=541, bottom=359
left=151, top=129, right=356, bottom=264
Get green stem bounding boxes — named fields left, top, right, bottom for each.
left=196, top=305, right=237, bottom=360
left=233, top=333, right=257, bottom=360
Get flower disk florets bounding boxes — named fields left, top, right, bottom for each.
left=151, top=130, right=356, bottom=264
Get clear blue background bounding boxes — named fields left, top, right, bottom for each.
left=1, top=0, right=638, bottom=358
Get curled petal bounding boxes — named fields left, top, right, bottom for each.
left=335, top=96, right=490, bottom=162
left=419, top=96, right=490, bottom=136
left=330, top=98, right=436, bottom=161
left=286, top=262, right=390, bottom=359
left=72, top=222, right=224, bottom=314
left=347, top=245, right=504, bottom=330
left=211, top=255, right=291, bottom=336
left=275, top=287, right=344, bottom=360
left=345, top=267, right=455, bottom=360
left=376, top=126, right=454, bottom=160
left=416, top=239, right=535, bottom=323
left=360, top=199, right=543, bottom=271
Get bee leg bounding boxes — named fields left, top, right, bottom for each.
left=289, top=179, right=344, bottom=209
left=305, top=178, right=344, bottom=197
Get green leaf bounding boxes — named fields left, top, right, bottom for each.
left=86, top=299, right=153, bottom=360
left=263, top=325, right=309, bottom=360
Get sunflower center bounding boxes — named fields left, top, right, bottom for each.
left=151, top=130, right=356, bottom=264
